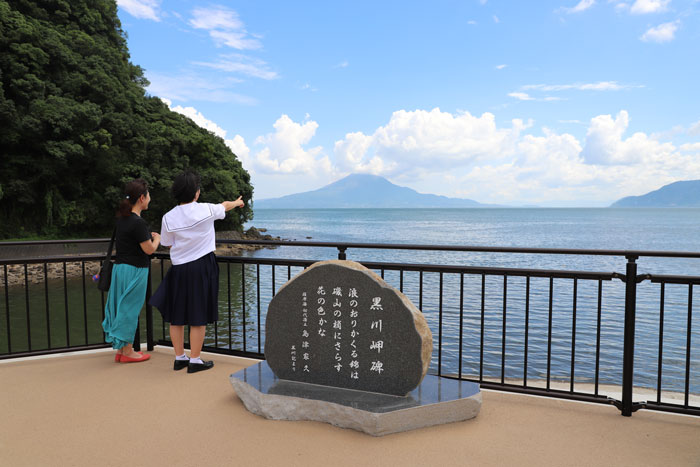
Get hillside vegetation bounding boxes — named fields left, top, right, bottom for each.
left=0, top=0, right=252, bottom=238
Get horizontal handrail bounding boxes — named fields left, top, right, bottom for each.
left=215, top=239, right=700, bottom=259
left=4, top=237, right=700, bottom=259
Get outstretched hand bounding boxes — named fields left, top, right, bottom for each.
left=222, top=197, right=245, bottom=212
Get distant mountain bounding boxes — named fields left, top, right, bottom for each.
left=610, top=180, right=700, bottom=207
left=254, top=174, right=494, bottom=208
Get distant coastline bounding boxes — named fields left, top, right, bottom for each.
left=255, top=175, right=700, bottom=209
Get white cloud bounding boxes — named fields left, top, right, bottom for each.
left=680, top=143, right=700, bottom=152
left=117, top=0, right=161, bottom=21
left=496, top=64, right=508, bottom=70
left=335, top=61, right=349, bottom=68
left=168, top=104, right=227, bottom=138
left=509, top=92, right=535, bottom=101
left=581, top=110, right=676, bottom=165
left=523, top=81, right=639, bottom=91
left=564, top=0, right=596, bottom=14
left=493, top=15, right=500, bottom=23
left=630, top=0, right=670, bottom=14
left=190, top=6, right=262, bottom=50
left=509, top=92, right=562, bottom=102
left=230, top=108, right=697, bottom=205
left=225, top=135, right=253, bottom=171
left=250, top=115, right=333, bottom=175
left=333, top=109, right=527, bottom=177
left=194, top=54, right=278, bottom=80
left=300, top=83, right=318, bottom=91
left=146, top=72, right=256, bottom=105
left=689, top=120, right=700, bottom=136
left=190, top=7, right=243, bottom=30
left=640, top=21, right=679, bottom=42
left=334, top=132, right=393, bottom=174
left=159, top=99, right=254, bottom=171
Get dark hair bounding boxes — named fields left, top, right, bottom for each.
left=172, top=170, right=200, bottom=204
left=116, top=179, right=149, bottom=217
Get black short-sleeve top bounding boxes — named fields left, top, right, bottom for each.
left=115, top=213, right=152, bottom=268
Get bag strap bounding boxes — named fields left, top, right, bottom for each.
left=105, top=227, right=116, bottom=260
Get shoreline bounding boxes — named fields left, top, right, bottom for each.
left=0, top=227, right=280, bottom=287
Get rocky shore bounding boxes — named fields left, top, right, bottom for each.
left=0, top=227, right=280, bottom=288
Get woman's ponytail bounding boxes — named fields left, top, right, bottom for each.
left=116, top=179, right=149, bottom=217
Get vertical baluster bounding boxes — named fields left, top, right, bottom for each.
left=595, top=279, right=602, bottom=396
left=44, top=263, right=51, bottom=349
left=100, top=287, right=105, bottom=324
left=228, top=262, right=232, bottom=349
left=400, top=270, right=403, bottom=293
left=458, top=272, right=464, bottom=380
left=257, top=264, right=261, bottom=354
left=4, top=264, right=11, bottom=353
left=160, top=259, right=165, bottom=339
left=287, top=265, right=291, bottom=281
left=524, top=276, right=530, bottom=387
left=684, top=284, right=693, bottom=408
left=570, top=278, right=577, bottom=393
left=272, top=265, right=276, bottom=297
left=82, top=262, right=87, bottom=345
left=242, top=263, right=247, bottom=352
left=438, top=271, right=443, bottom=377
left=480, top=274, right=485, bottom=381
left=24, top=263, right=31, bottom=351
left=657, top=282, right=665, bottom=404
left=621, top=256, right=638, bottom=416
left=547, top=277, right=554, bottom=390
left=501, top=275, right=507, bottom=385
left=214, top=261, right=219, bottom=348
left=145, top=261, right=154, bottom=351
left=64, top=262, right=69, bottom=347
left=419, top=270, right=423, bottom=311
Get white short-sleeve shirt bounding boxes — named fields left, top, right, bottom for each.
left=160, top=202, right=226, bottom=265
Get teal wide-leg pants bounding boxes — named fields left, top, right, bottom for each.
left=102, top=263, right=148, bottom=350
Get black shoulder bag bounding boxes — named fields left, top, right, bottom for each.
left=97, top=228, right=116, bottom=292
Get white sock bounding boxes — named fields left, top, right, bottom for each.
left=190, top=357, right=203, bottom=364
left=175, top=354, right=188, bottom=361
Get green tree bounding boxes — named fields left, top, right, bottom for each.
left=0, top=0, right=253, bottom=238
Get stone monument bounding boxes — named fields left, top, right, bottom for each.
left=230, top=260, right=481, bottom=436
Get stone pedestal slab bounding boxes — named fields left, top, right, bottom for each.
left=230, top=361, right=481, bottom=437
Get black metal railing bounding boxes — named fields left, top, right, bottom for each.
left=1, top=238, right=698, bottom=418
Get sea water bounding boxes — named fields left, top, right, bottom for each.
left=244, top=208, right=700, bottom=394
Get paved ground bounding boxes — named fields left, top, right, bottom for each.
left=1, top=347, right=699, bottom=467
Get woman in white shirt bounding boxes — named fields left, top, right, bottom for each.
left=149, top=170, right=244, bottom=373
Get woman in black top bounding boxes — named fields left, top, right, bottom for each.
left=101, top=179, right=161, bottom=363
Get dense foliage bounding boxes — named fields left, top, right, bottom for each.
left=0, top=0, right=253, bottom=238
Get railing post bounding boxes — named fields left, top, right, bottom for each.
left=337, top=247, right=347, bottom=260
left=145, top=259, right=154, bottom=351
left=621, top=255, right=638, bottom=416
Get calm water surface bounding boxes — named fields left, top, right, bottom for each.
left=243, top=208, right=700, bottom=394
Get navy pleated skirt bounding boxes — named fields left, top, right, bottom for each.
left=150, top=252, right=219, bottom=326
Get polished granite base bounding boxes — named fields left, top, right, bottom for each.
left=230, top=362, right=481, bottom=436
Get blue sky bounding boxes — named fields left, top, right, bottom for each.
left=116, top=0, right=700, bottom=206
